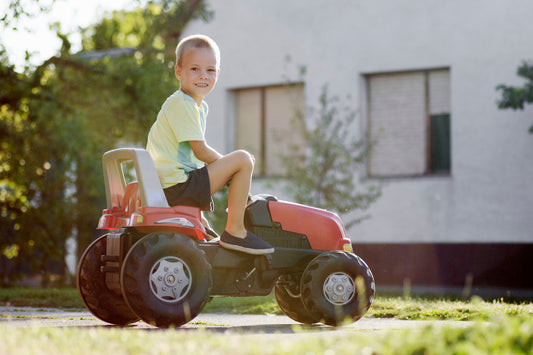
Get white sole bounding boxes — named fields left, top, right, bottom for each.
left=219, top=241, right=274, bottom=255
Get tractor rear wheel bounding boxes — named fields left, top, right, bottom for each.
left=120, top=231, right=212, bottom=328
left=77, top=235, right=139, bottom=325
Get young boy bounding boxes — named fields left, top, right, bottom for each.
left=146, top=34, right=274, bottom=255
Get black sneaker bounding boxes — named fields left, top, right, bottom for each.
left=219, top=231, right=274, bottom=255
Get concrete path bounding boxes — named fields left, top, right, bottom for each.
left=0, top=306, right=471, bottom=335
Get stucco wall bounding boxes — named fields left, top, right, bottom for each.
left=183, top=0, right=533, bottom=243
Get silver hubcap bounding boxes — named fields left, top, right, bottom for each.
left=323, top=272, right=355, bottom=306
left=149, top=256, right=191, bottom=303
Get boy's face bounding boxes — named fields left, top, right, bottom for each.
left=175, top=47, right=219, bottom=105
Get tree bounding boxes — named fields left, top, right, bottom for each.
left=281, top=84, right=381, bottom=229
left=1, top=0, right=55, bottom=28
left=0, top=52, right=77, bottom=285
left=0, top=0, right=211, bottom=285
left=496, top=60, right=533, bottom=133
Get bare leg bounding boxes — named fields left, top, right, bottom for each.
left=206, top=150, right=253, bottom=239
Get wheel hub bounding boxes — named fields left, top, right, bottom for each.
left=323, top=272, right=355, bottom=306
left=149, top=256, right=191, bottom=303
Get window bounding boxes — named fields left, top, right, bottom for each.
left=233, top=83, right=304, bottom=176
left=367, top=69, right=451, bottom=177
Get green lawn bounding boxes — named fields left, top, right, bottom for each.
left=0, top=314, right=532, bottom=354
left=0, top=287, right=82, bottom=309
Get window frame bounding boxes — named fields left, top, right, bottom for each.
left=365, top=68, right=451, bottom=178
left=232, top=82, right=305, bottom=177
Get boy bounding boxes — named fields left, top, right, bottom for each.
left=146, top=34, right=274, bottom=255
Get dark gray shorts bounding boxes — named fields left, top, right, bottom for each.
left=163, top=166, right=213, bottom=211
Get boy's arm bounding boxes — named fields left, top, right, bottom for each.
left=189, top=140, right=223, bottom=165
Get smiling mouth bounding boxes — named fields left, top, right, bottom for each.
left=196, top=83, right=209, bottom=88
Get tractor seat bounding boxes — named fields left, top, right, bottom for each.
left=123, top=182, right=141, bottom=215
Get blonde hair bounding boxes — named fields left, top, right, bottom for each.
left=175, top=34, right=220, bottom=68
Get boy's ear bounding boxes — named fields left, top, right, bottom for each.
left=174, top=65, right=182, bottom=81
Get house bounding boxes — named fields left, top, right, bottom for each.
left=182, top=0, right=533, bottom=295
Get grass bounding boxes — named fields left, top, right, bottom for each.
left=203, top=294, right=281, bottom=315
left=204, top=293, right=533, bottom=321
left=368, top=296, right=533, bottom=321
left=0, top=314, right=532, bottom=354
left=0, top=287, right=83, bottom=309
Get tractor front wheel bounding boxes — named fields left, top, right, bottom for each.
left=275, top=273, right=320, bottom=325
left=300, top=251, right=375, bottom=326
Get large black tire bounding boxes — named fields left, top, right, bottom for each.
left=120, top=231, right=212, bottom=328
left=274, top=273, right=320, bottom=325
left=300, top=251, right=375, bottom=327
left=77, top=235, right=140, bottom=325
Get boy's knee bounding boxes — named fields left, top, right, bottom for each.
left=233, top=150, right=254, bottom=169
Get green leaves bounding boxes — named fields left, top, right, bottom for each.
left=0, top=0, right=211, bottom=285
left=496, top=60, right=533, bottom=133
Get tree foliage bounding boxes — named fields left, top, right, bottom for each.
left=1, top=0, right=55, bottom=29
left=0, top=0, right=210, bottom=285
left=496, top=60, right=533, bottom=133
left=282, top=84, right=381, bottom=229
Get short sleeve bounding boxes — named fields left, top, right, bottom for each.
left=163, top=97, right=205, bottom=142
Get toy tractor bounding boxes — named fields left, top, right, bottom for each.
left=77, top=148, right=375, bottom=328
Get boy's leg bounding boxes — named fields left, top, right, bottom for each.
left=206, top=150, right=253, bottom=239
left=206, top=150, right=274, bottom=254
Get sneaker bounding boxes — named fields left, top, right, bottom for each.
left=219, top=231, right=274, bottom=255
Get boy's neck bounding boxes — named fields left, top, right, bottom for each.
left=180, top=89, right=204, bottom=107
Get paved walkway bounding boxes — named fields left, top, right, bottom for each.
left=0, top=306, right=472, bottom=334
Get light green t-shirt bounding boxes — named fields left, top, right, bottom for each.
left=146, top=90, right=208, bottom=188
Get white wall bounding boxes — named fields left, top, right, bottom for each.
left=184, top=0, right=533, bottom=243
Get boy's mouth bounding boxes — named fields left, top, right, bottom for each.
left=195, top=83, right=209, bottom=88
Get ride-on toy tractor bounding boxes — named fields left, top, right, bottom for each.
left=77, top=148, right=375, bottom=328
